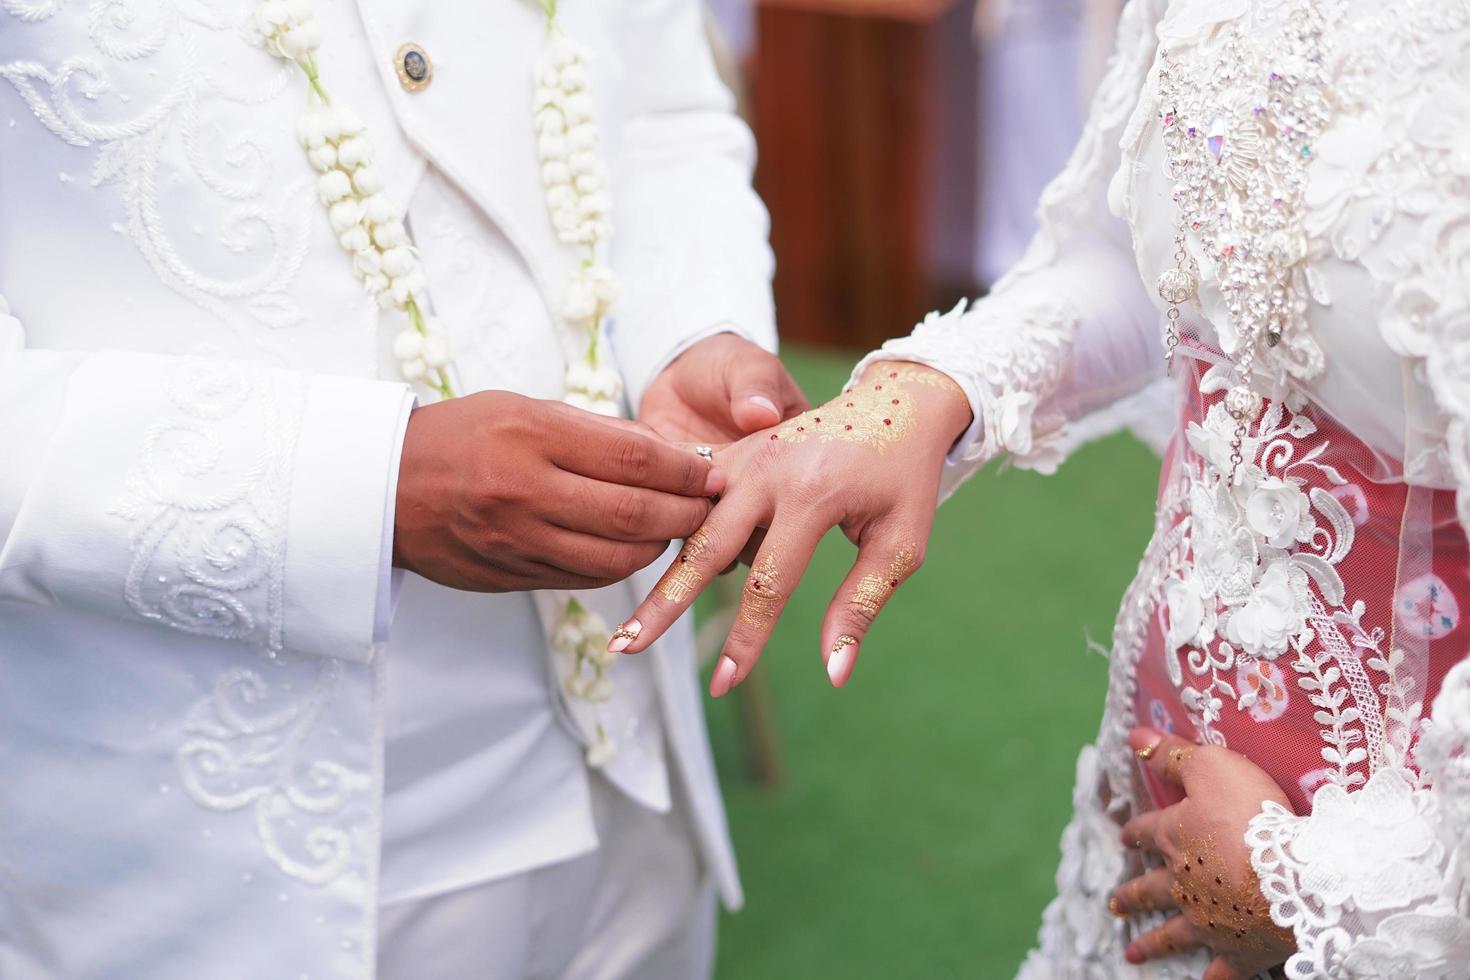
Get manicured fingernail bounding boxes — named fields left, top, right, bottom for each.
left=703, top=466, right=727, bottom=496
left=1108, top=895, right=1126, bottom=918
left=748, top=394, right=780, bottom=420
left=827, top=635, right=858, bottom=688
left=1124, top=945, right=1145, bottom=966
left=710, top=655, right=738, bottom=698
left=608, top=619, right=641, bottom=653
left=1135, top=732, right=1165, bottom=761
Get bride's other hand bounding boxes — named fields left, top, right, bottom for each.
left=1110, top=728, right=1296, bottom=980
left=609, top=361, right=973, bottom=696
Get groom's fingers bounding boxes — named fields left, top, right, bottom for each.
left=611, top=488, right=766, bottom=655
left=547, top=407, right=724, bottom=498
left=818, top=518, right=928, bottom=688
left=710, top=513, right=827, bottom=698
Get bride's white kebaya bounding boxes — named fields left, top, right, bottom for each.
left=617, top=0, right=1470, bottom=976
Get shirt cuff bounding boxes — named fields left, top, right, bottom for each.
left=373, top=393, right=416, bottom=643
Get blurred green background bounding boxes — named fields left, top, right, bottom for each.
left=704, top=346, right=1161, bottom=979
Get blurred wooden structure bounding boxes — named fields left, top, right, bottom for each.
left=752, top=0, right=972, bottom=351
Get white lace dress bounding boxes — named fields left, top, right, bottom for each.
left=855, top=1, right=1470, bottom=976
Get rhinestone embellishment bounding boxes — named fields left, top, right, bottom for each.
left=1155, top=7, right=1341, bottom=387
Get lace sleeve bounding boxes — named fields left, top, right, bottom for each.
left=1246, top=656, right=1470, bottom=979
left=851, top=0, right=1168, bottom=500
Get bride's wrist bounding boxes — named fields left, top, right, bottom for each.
left=859, top=361, right=973, bottom=448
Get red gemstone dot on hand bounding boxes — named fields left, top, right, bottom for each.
left=891, top=399, right=900, bottom=405
left=889, top=580, right=898, bottom=588
left=888, top=372, right=897, bottom=379
left=814, top=417, right=821, bottom=423
left=797, top=426, right=805, bottom=431
left=883, top=419, right=892, bottom=425
left=770, top=434, right=779, bottom=440
left=874, top=385, right=883, bottom=390
left=844, top=424, right=853, bottom=431
left=846, top=402, right=854, bottom=408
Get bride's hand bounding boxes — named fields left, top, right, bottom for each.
left=608, top=361, right=973, bottom=695
left=1110, top=728, right=1296, bottom=980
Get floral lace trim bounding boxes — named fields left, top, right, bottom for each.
left=857, top=0, right=1167, bottom=481
left=1242, top=660, right=1470, bottom=979
left=868, top=298, right=1078, bottom=475
left=1247, top=764, right=1468, bottom=978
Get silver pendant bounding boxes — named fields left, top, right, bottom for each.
left=1157, top=267, right=1199, bottom=306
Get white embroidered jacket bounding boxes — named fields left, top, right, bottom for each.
left=856, top=0, right=1470, bottom=977
left=0, top=2, right=774, bottom=978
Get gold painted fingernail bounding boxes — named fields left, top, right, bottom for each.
left=828, top=635, right=858, bottom=688
left=608, top=620, right=641, bottom=653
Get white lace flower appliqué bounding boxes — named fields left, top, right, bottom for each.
left=1158, top=374, right=1382, bottom=762
left=1290, top=768, right=1443, bottom=913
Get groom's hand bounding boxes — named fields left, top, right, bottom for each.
left=392, top=391, right=725, bottom=593
left=640, top=333, right=808, bottom=444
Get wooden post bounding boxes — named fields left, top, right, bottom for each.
left=752, top=0, right=962, bottom=350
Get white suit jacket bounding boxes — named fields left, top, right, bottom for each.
left=0, top=2, right=775, bottom=977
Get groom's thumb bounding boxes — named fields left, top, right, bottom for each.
left=726, top=349, right=805, bottom=434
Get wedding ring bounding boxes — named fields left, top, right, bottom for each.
left=694, top=445, right=714, bottom=462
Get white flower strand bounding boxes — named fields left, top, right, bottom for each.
left=549, top=598, right=619, bottom=768
left=251, top=0, right=456, bottom=399
left=254, top=0, right=625, bottom=765
left=533, top=6, right=623, bottom=416
left=533, top=3, right=628, bottom=762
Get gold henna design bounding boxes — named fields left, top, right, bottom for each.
left=738, top=553, right=783, bottom=630
left=766, top=366, right=965, bottom=454
left=848, top=547, right=919, bottom=621
left=1164, top=745, right=1195, bottom=783
left=656, top=528, right=712, bottom=603
left=1171, top=832, right=1294, bottom=953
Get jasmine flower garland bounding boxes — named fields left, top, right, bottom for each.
left=251, top=0, right=634, bottom=765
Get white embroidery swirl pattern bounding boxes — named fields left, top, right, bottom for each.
left=113, top=356, right=300, bottom=653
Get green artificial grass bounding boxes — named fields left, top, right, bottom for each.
left=704, top=346, right=1161, bottom=980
